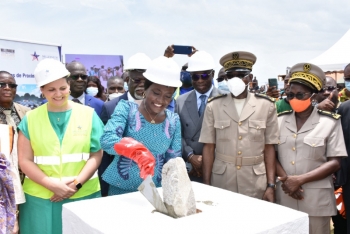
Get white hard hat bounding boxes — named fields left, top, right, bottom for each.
left=34, top=59, right=70, bottom=87
left=186, top=51, right=215, bottom=72
left=143, top=56, right=182, bottom=88
left=124, top=53, right=151, bottom=70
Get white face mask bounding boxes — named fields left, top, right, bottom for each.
left=227, top=77, right=247, bottom=96
left=86, top=87, right=98, bottom=96
left=109, top=92, right=123, bottom=100
left=124, top=82, right=129, bottom=91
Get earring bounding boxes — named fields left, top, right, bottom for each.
left=69, top=90, right=71, bottom=95
left=142, top=93, right=145, bottom=99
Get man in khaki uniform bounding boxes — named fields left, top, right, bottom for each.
left=199, top=51, right=279, bottom=202
left=275, top=63, right=347, bottom=234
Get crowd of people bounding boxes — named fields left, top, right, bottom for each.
left=1, top=44, right=350, bottom=234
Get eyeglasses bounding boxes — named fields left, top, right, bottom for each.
left=226, top=71, right=250, bottom=79
left=0, top=82, right=18, bottom=89
left=286, top=92, right=311, bottom=100
left=191, top=70, right=214, bottom=81
left=322, top=86, right=336, bottom=92
left=109, top=86, right=124, bottom=91
left=70, top=74, right=88, bottom=80
left=130, top=78, right=145, bottom=84
left=217, top=76, right=226, bottom=82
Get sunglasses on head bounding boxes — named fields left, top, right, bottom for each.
left=70, top=74, right=88, bottom=80
left=286, top=92, right=311, bottom=100
left=191, top=70, right=214, bottom=81
left=322, top=86, right=336, bottom=92
left=0, top=82, right=18, bottom=89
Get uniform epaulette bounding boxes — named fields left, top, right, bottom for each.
left=255, top=93, right=276, bottom=102
left=277, top=110, right=293, bottom=116
left=207, top=94, right=227, bottom=103
left=317, top=110, right=341, bottom=120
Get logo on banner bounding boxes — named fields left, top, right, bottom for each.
left=1, top=48, right=15, bottom=59
left=31, top=51, right=40, bottom=61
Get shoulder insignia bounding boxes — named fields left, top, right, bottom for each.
left=207, top=94, right=227, bottom=103
left=277, top=110, right=293, bottom=116
left=317, top=110, right=341, bottom=120
left=255, top=93, right=276, bottom=102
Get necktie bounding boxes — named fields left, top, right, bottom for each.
left=198, top=95, right=206, bottom=116
left=72, top=98, right=82, bottom=104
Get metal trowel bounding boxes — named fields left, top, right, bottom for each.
left=138, top=175, right=168, bottom=215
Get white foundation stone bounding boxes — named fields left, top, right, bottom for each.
left=161, top=158, right=196, bottom=218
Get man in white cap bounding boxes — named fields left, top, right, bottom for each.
left=200, top=51, right=279, bottom=202
left=99, top=52, right=151, bottom=196
left=169, top=47, right=223, bottom=183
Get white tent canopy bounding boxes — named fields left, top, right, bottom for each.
left=309, top=29, right=350, bottom=72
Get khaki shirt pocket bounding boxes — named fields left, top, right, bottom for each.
left=253, top=162, right=266, bottom=175
left=277, top=136, right=288, bottom=158
left=214, top=120, right=231, bottom=141
left=212, top=159, right=227, bottom=175
left=303, top=137, right=325, bottom=160
left=248, top=120, right=266, bottom=141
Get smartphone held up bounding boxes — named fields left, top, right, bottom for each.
left=173, top=45, right=193, bottom=55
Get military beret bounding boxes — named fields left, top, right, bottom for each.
left=289, top=63, right=325, bottom=92
left=219, top=51, right=257, bottom=71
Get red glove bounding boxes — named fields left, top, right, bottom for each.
left=114, top=137, right=155, bottom=179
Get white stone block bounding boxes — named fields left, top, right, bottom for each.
left=161, top=158, right=196, bottom=218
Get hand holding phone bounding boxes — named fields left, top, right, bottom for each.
left=164, top=45, right=197, bottom=58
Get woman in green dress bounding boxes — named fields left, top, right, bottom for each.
left=18, top=59, right=104, bottom=234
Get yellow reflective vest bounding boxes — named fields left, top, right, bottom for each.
left=23, top=102, right=100, bottom=199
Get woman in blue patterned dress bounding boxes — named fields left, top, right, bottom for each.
left=101, top=56, right=182, bottom=195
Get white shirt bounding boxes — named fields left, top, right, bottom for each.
left=194, top=85, right=214, bottom=110
left=69, top=93, right=85, bottom=104
left=233, top=98, right=246, bottom=117
left=127, top=92, right=135, bottom=103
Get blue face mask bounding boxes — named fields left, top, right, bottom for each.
left=345, top=81, right=350, bottom=91
left=217, top=80, right=229, bottom=93
left=180, top=71, right=192, bottom=86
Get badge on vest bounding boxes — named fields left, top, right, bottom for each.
left=73, top=125, right=88, bottom=136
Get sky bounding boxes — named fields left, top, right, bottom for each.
left=1, top=0, right=350, bottom=85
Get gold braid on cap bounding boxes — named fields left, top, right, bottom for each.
left=290, top=72, right=322, bottom=91
left=223, top=59, right=254, bottom=71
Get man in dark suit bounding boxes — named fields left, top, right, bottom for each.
left=99, top=53, right=151, bottom=196
left=66, top=61, right=104, bottom=117
left=175, top=51, right=222, bottom=183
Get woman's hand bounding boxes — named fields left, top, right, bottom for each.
left=278, top=175, right=303, bottom=194
left=49, top=179, right=76, bottom=202
left=13, top=219, right=19, bottom=234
